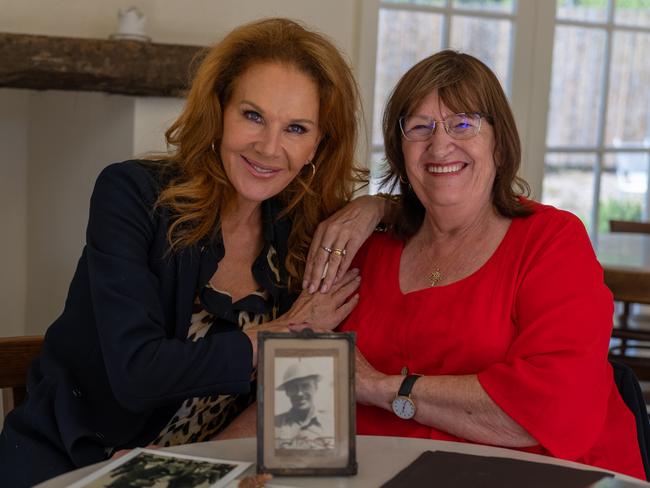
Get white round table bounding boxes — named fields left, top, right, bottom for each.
left=35, top=435, right=648, bottom=487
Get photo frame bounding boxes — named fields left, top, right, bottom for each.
left=257, top=328, right=356, bottom=476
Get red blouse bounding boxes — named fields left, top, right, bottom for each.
left=339, top=202, right=644, bottom=479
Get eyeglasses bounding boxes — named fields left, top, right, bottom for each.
left=399, top=113, right=487, bottom=141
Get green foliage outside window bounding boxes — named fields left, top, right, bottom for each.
left=598, top=198, right=643, bottom=232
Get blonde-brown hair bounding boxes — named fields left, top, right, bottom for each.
left=155, top=18, right=363, bottom=291
left=381, top=50, right=531, bottom=239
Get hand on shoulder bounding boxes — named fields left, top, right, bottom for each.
left=303, top=194, right=395, bottom=293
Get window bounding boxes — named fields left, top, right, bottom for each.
left=368, top=0, right=517, bottom=192
left=542, top=0, right=650, bottom=237
left=362, top=0, right=650, bottom=240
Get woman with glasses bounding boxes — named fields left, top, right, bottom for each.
left=339, top=50, right=644, bottom=479
left=0, top=18, right=389, bottom=487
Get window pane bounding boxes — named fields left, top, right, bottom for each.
left=615, top=0, right=650, bottom=27
left=542, top=152, right=596, bottom=230
left=452, top=0, right=515, bottom=13
left=373, top=9, right=443, bottom=145
left=546, top=26, right=606, bottom=147
left=600, top=152, right=649, bottom=231
left=450, top=16, right=512, bottom=90
left=382, top=0, right=446, bottom=6
left=556, top=0, right=608, bottom=22
left=370, top=151, right=393, bottom=194
left=605, top=31, right=650, bottom=146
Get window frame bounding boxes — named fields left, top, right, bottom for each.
left=358, top=0, right=650, bottom=238
left=357, top=0, right=555, bottom=198
left=545, top=1, right=650, bottom=237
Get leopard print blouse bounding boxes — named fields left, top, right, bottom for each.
left=153, top=224, right=286, bottom=447
left=153, top=290, right=270, bottom=446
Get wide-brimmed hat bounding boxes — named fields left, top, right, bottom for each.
left=276, top=361, right=322, bottom=390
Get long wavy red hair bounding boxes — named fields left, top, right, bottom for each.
left=154, top=18, right=364, bottom=292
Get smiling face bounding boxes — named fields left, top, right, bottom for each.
left=401, top=89, right=497, bottom=214
left=219, top=62, right=321, bottom=207
left=284, top=377, right=317, bottom=412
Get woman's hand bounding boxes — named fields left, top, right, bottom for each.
left=355, top=348, right=537, bottom=447
left=285, top=268, right=360, bottom=330
left=303, top=195, right=393, bottom=294
left=244, top=268, right=360, bottom=367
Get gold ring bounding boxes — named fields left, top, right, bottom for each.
left=331, top=248, right=346, bottom=256
left=322, top=246, right=333, bottom=254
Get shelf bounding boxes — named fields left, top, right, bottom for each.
left=0, top=33, right=204, bottom=97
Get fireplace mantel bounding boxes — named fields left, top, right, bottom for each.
left=0, top=33, right=204, bottom=97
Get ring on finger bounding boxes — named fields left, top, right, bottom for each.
left=331, top=248, right=346, bottom=256
left=322, top=246, right=333, bottom=254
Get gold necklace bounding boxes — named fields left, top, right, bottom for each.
left=427, top=242, right=477, bottom=287
left=428, top=268, right=442, bottom=286
left=427, top=241, right=466, bottom=287
left=422, top=212, right=498, bottom=287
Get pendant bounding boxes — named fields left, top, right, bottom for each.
left=401, top=366, right=409, bottom=376
left=429, top=268, right=442, bottom=286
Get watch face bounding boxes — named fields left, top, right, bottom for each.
left=392, top=396, right=416, bottom=419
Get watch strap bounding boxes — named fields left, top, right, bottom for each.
left=397, top=374, right=421, bottom=397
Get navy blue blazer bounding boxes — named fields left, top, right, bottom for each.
left=1, top=161, right=295, bottom=472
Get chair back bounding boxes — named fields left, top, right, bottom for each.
left=606, top=220, right=650, bottom=381
left=609, top=220, right=650, bottom=234
left=611, top=360, right=650, bottom=480
left=0, top=335, right=43, bottom=418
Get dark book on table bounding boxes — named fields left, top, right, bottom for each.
left=381, top=450, right=614, bottom=488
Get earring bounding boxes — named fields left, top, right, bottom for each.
left=399, top=173, right=412, bottom=191
left=305, top=159, right=316, bottom=185
left=210, top=141, right=217, bottom=154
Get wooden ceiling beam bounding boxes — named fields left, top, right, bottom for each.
left=0, top=33, right=204, bottom=97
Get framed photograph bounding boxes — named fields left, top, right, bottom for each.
left=257, top=329, right=356, bottom=476
left=67, top=448, right=251, bottom=488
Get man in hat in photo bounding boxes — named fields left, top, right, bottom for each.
left=274, top=360, right=334, bottom=450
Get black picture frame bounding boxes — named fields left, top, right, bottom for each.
left=256, top=328, right=357, bottom=476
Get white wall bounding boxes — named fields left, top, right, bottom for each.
left=0, top=0, right=364, bottom=336
left=0, top=0, right=360, bottom=63
left=25, top=91, right=136, bottom=333
left=133, top=97, right=186, bottom=157
left=0, top=90, right=29, bottom=337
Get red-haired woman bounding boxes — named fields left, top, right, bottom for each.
left=0, top=18, right=386, bottom=487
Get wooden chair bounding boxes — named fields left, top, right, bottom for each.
left=610, top=220, right=650, bottom=234
left=0, top=336, right=43, bottom=418
left=608, top=220, right=650, bottom=379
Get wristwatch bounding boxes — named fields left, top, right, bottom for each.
left=391, top=374, right=421, bottom=420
